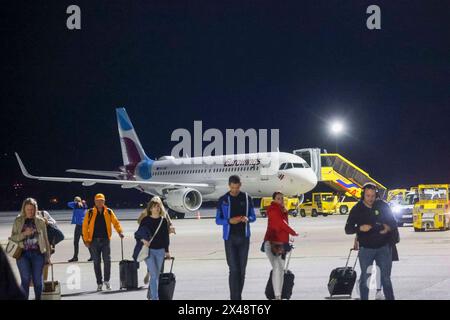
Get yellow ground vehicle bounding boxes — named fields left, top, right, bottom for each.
left=260, top=196, right=299, bottom=217
left=298, top=192, right=357, bottom=217
left=335, top=197, right=358, bottom=215
left=413, top=184, right=450, bottom=232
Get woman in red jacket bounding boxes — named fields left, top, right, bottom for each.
left=263, top=191, right=298, bottom=299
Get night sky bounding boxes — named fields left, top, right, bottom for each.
left=0, top=1, right=449, bottom=210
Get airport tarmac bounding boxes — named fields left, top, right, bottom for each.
left=1, top=208, right=450, bottom=300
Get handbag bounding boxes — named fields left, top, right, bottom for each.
left=5, top=239, right=22, bottom=259
left=46, top=224, right=65, bottom=246
left=136, top=217, right=164, bottom=262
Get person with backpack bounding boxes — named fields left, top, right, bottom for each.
left=134, top=196, right=171, bottom=300
left=215, top=175, right=257, bottom=300
left=345, top=183, right=398, bottom=300
left=82, top=193, right=124, bottom=291
left=67, top=196, right=91, bottom=262
left=263, top=191, right=298, bottom=300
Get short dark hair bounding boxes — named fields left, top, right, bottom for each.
left=228, top=175, right=241, bottom=185
left=272, top=191, right=283, bottom=200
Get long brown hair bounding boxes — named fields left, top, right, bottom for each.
left=20, top=198, right=38, bottom=218
left=145, top=196, right=167, bottom=218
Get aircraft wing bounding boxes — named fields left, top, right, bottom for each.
left=66, top=169, right=124, bottom=178
left=15, top=153, right=209, bottom=189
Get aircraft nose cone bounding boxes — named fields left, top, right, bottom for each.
left=305, top=169, right=318, bottom=191
left=284, top=168, right=318, bottom=194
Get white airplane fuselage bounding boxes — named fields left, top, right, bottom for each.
left=134, top=152, right=317, bottom=200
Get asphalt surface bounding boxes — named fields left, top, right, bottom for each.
left=1, top=209, right=450, bottom=300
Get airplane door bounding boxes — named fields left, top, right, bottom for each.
left=293, top=148, right=322, bottom=181
left=260, top=159, right=271, bottom=181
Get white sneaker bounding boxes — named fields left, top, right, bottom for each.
left=375, top=290, right=385, bottom=300
left=104, top=282, right=112, bottom=291
left=97, top=284, right=103, bottom=292
left=144, top=272, right=150, bottom=285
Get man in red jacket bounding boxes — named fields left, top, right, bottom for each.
left=263, top=191, right=298, bottom=300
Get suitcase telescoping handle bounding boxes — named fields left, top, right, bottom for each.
left=47, top=263, right=55, bottom=291
left=284, top=238, right=295, bottom=272
left=121, top=237, right=124, bottom=261
left=344, top=248, right=359, bottom=270
left=161, top=257, right=175, bottom=273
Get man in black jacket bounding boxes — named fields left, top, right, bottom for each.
left=345, top=183, right=398, bottom=300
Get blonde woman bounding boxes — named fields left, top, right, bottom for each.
left=137, top=197, right=176, bottom=234
left=137, top=197, right=176, bottom=286
left=136, top=196, right=171, bottom=300
left=9, top=198, right=51, bottom=300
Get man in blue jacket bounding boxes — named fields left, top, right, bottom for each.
left=67, top=196, right=91, bottom=262
left=216, top=175, right=256, bottom=300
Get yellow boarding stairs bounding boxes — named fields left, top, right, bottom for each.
left=293, top=148, right=387, bottom=199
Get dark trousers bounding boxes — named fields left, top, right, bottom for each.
left=16, top=250, right=45, bottom=300
left=73, top=225, right=82, bottom=258
left=224, top=234, right=250, bottom=300
left=90, top=238, right=111, bottom=285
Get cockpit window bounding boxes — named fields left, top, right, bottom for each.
left=280, top=162, right=308, bottom=170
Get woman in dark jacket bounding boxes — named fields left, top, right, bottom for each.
left=263, top=192, right=298, bottom=300
left=135, top=196, right=171, bottom=300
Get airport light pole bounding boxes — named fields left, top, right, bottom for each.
left=330, top=121, right=344, bottom=153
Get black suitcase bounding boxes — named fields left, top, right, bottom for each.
left=328, top=249, right=358, bottom=298
left=159, top=257, right=176, bottom=300
left=265, top=247, right=295, bottom=300
left=119, top=239, right=139, bottom=290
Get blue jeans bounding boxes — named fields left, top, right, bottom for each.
left=16, top=250, right=45, bottom=300
left=359, top=244, right=395, bottom=300
left=145, top=248, right=165, bottom=300
left=224, top=234, right=250, bottom=300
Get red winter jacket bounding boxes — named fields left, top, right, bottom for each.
left=264, top=201, right=297, bottom=243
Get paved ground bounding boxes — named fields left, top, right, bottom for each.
left=1, top=209, right=450, bottom=300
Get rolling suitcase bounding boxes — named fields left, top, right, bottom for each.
left=328, top=248, right=358, bottom=298
left=42, top=264, right=61, bottom=300
left=158, top=257, right=176, bottom=300
left=119, top=238, right=139, bottom=290
left=265, top=244, right=295, bottom=300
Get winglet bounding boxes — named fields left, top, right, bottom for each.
left=15, top=153, right=35, bottom=179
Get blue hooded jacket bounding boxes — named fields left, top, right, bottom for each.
left=215, top=191, right=256, bottom=241
left=67, top=202, right=87, bottom=226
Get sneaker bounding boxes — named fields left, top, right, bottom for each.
left=375, top=290, right=385, bottom=300
left=104, top=282, right=112, bottom=291
left=144, top=272, right=150, bottom=285
left=97, top=284, right=103, bottom=292
left=68, top=257, right=78, bottom=263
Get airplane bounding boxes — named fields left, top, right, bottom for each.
left=15, top=108, right=318, bottom=218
